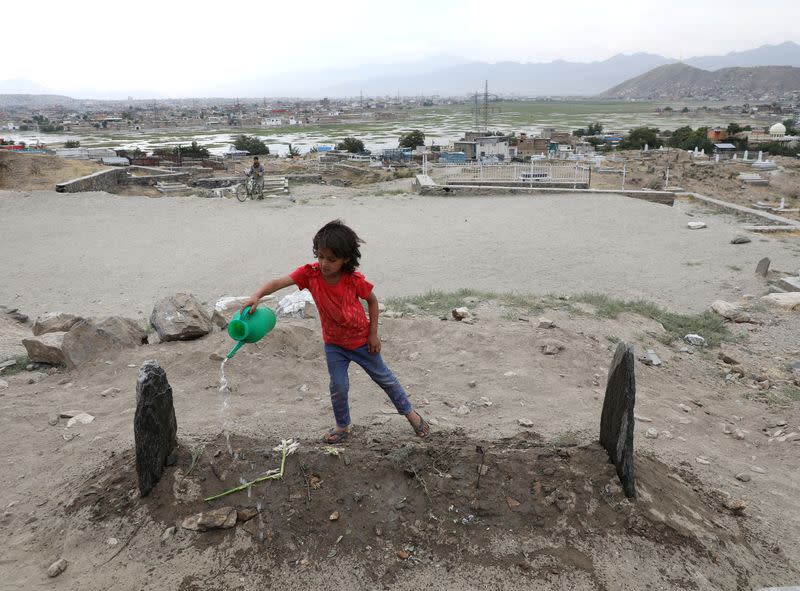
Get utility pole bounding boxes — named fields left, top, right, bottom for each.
left=474, top=92, right=479, bottom=130
left=483, top=80, right=489, bottom=132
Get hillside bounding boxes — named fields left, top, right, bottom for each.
left=598, top=63, right=800, bottom=100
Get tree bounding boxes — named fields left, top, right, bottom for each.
left=336, top=137, right=365, bottom=153
left=726, top=122, right=744, bottom=136
left=573, top=128, right=587, bottom=137
left=398, top=129, right=425, bottom=149
left=64, top=140, right=80, bottom=148
left=177, top=141, right=209, bottom=158
left=287, top=143, right=301, bottom=158
left=618, top=127, right=662, bottom=150
left=667, top=126, right=713, bottom=153
left=587, top=122, right=603, bottom=135
left=234, top=134, right=269, bottom=155
left=783, top=117, right=799, bottom=135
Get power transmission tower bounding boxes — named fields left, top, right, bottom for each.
left=484, top=80, right=490, bottom=132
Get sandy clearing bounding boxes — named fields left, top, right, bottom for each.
left=1, top=188, right=799, bottom=319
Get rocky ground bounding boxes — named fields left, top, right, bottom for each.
left=1, top=293, right=800, bottom=590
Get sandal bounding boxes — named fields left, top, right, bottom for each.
left=412, top=413, right=430, bottom=439
left=323, top=428, right=349, bottom=444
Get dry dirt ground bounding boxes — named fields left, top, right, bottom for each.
left=1, top=155, right=800, bottom=590
left=0, top=152, right=105, bottom=191
left=1, top=301, right=800, bottom=591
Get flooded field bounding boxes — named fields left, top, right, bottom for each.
left=9, top=100, right=763, bottom=156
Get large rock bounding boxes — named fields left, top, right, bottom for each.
left=61, top=317, right=146, bottom=369
left=135, top=360, right=177, bottom=497
left=22, top=332, right=67, bottom=365
left=710, top=300, right=751, bottom=323
left=761, top=292, right=800, bottom=311
left=599, top=341, right=637, bottom=498
left=32, top=312, right=83, bottom=336
left=150, top=293, right=213, bottom=341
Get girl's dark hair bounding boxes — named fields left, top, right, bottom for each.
left=313, top=219, right=364, bottom=273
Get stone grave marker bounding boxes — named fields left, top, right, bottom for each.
left=135, top=360, right=177, bottom=497
left=600, top=341, right=637, bottom=498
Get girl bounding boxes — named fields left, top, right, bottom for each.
left=239, top=219, right=429, bottom=443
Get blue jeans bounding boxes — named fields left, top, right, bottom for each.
left=324, top=344, right=412, bottom=428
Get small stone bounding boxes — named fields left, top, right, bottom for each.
left=160, top=526, right=177, bottom=543
left=66, top=413, right=95, bottom=427
left=209, top=353, right=224, bottom=362
left=735, top=473, right=751, bottom=482
left=48, top=414, right=59, bottom=426
left=634, top=414, right=653, bottom=422
left=0, top=379, right=8, bottom=390
left=733, top=429, right=746, bottom=440
left=687, top=221, right=707, bottom=229
left=696, top=457, right=711, bottom=465
left=100, top=387, right=120, bottom=397
left=517, top=418, right=534, bottom=428
left=237, top=508, right=258, bottom=522
left=468, top=380, right=477, bottom=388
left=537, top=318, right=556, bottom=329
left=540, top=339, right=565, bottom=355
left=750, top=465, right=766, bottom=474
left=678, top=403, right=692, bottom=413
left=454, top=405, right=471, bottom=415
left=299, top=383, right=310, bottom=392
left=47, top=558, right=68, bottom=578
left=684, top=334, right=706, bottom=347
left=725, top=498, right=746, bottom=514
left=660, top=430, right=673, bottom=439
left=731, top=236, right=751, bottom=244
left=718, top=352, right=740, bottom=365
left=506, top=496, right=521, bottom=509
left=451, top=307, right=471, bottom=321
left=396, top=549, right=409, bottom=560
left=644, top=427, right=659, bottom=439
left=638, top=349, right=662, bottom=367
left=329, top=511, right=339, bottom=521
left=107, top=537, right=119, bottom=546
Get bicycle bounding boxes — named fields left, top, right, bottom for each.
left=235, top=175, right=263, bottom=202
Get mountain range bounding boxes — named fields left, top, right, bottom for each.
left=1, top=41, right=799, bottom=100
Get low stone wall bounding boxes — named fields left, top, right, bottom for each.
left=286, top=174, right=324, bottom=184
left=412, top=175, right=675, bottom=206
left=55, top=168, right=127, bottom=193
left=126, top=172, right=190, bottom=186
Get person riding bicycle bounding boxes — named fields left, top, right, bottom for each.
left=245, top=156, right=265, bottom=197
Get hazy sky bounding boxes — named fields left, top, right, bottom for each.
left=3, top=0, right=798, bottom=96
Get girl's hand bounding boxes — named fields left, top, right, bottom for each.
left=368, top=333, right=381, bottom=355
left=239, top=296, right=259, bottom=315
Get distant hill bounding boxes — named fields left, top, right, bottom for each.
left=686, top=41, right=800, bottom=70
left=0, top=94, right=81, bottom=108
left=598, top=63, right=800, bottom=100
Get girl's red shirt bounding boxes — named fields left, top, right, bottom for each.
left=290, top=263, right=374, bottom=349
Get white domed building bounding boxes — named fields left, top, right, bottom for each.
left=769, top=122, right=787, bottom=139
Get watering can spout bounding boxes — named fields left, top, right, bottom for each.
left=226, top=340, right=245, bottom=360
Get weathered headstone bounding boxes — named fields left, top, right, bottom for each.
left=755, top=257, right=771, bottom=277
left=600, top=341, right=636, bottom=498
left=135, top=360, right=177, bottom=497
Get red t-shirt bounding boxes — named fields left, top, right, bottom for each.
left=290, top=263, right=374, bottom=349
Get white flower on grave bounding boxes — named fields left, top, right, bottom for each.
left=273, top=438, right=300, bottom=455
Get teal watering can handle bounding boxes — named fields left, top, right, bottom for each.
left=242, top=305, right=252, bottom=316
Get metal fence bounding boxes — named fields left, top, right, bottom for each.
left=431, top=161, right=590, bottom=186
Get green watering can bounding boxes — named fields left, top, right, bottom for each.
left=226, top=306, right=277, bottom=359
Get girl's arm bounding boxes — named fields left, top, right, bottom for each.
left=366, top=291, right=381, bottom=354
left=239, top=275, right=295, bottom=313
